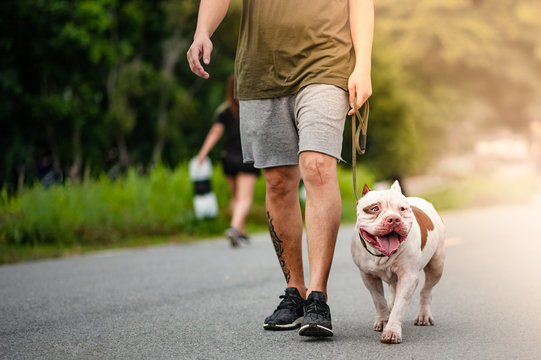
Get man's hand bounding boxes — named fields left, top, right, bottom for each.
left=186, top=0, right=230, bottom=78
left=187, top=34, right=213, bottom=79
left=348, top=0, right=374, bottom=115
left=347, top=67, right=372, bottom=116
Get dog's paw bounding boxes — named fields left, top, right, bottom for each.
left=414, top=312, right=434, bottom=326
left=373, top=319, right=388, bottom=332
left=380, top=327, right=402, bottom=344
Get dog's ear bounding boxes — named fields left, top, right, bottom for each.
left=362, top=184, right=371, bottom=197
left=390, top=180, right=403, bottom=194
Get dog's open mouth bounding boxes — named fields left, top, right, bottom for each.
left=360, top=230, right=407, bottom=256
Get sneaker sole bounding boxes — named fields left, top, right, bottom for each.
left=263, top=317, right=303, bottom=330
left=299, top=323, right=333, bottom=337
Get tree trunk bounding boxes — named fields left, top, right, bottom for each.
left=68, top=124, right=82, bottom=182
left=107, top=7, right=131, bottom=171
left=151, top=96, right=168, bottom=167
left=116, top=134, right=130, bottom=171
left=17, top=164, right=25, bottom=192
left=45, top=121, right=62, bottom=175
left=150, top=27, right=187, bottom=167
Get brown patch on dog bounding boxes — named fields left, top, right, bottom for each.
left=411, top=206, right=434, bottom=250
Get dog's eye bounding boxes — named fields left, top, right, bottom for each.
left=400, top=207, right=408, bottom=212
left=370, top=206, right=379, bottom=212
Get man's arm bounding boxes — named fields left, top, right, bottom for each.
left=347, top=0, right=374, bottom=115
left=187, top=0, right=231, bottom=79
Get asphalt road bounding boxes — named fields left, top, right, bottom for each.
left=1, top=203, right=541, bottom=360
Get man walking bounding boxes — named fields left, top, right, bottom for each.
left=187, top=0, right=373, bottom=337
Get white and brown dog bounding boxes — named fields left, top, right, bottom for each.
left=351, top=181, right=445, bottom=344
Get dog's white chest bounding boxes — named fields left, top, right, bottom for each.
left=364, top=259, right=398, bottom=284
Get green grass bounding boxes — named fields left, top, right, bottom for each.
left=0, top=164, right=232, bottom=259
left=1, top=162, right=536, bottom=264
left=0, top=163, right=373, bottom=264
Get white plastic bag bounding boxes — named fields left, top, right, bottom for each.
left=189, top=156, right=213, bottom=181
left=189, top=157, right=218, bottom=219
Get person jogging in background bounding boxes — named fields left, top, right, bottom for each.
left=188, top=0, right=374, bottom=337
left=197, top=75, right=260, bottom=247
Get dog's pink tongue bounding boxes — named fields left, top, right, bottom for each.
left=379, top=233, right=401, bottom=256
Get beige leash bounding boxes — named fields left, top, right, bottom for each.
left=351, top=98, right=369, bottom=201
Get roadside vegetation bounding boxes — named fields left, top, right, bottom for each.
left=1, top=162, right=535, bottom=264
left=0, top=163, right=368, bottom=264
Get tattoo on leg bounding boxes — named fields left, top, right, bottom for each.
left=266, top=211, right=291, bottom=283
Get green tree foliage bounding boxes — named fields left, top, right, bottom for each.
left=376, top=0, right=541, bottom=137
left=0, top=0, right=240, bottom=192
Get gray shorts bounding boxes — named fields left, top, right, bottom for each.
left=239, top=84, right=349, bottom=169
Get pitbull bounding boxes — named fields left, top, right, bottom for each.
left=351, top=181, right=445, bottom=344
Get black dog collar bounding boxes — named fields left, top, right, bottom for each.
left=358, top=230, right=386, bottom=258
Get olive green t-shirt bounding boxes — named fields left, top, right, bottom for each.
left=234, top=0, right=355, bottom=100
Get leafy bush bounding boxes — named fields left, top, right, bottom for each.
left=0, top=163, right=376, bottom=248
left=0, top=164, right=227, bottom=246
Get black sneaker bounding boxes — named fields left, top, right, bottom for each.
left=239, top=234, right=250, bottom=244
left=263, top=288, right=304, bottom=330
left=299, top=291, right=333, bottom=337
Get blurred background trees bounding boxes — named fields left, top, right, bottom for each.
left=1, top=0, right=540, bottom=191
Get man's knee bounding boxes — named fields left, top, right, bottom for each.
left=299, top=152, right=337, bottom=187
left=264, top=166, right=300, bottom=198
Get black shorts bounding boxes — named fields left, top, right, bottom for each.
left=222, top=155, right=261, bottom=177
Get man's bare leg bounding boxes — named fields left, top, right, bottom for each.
left=299, top=151, right=341, bottom=299
left=263, top=165, right=305, bottom=297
